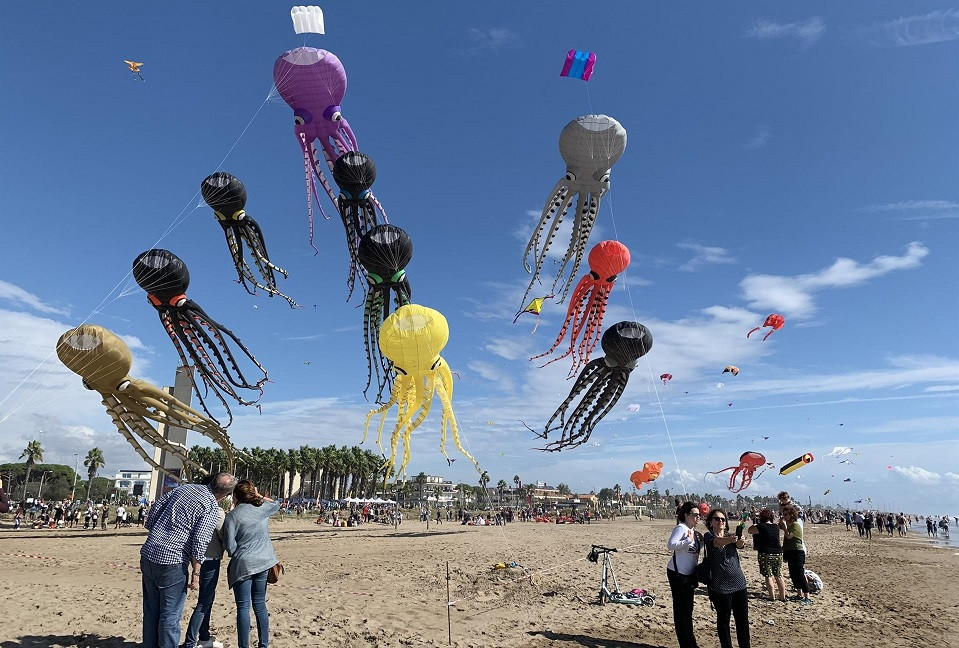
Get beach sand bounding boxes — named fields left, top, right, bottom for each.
left=1, top=517, right=956, bottom=647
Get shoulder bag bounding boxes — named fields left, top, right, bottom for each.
left=267, top=562, right=285, bottom=584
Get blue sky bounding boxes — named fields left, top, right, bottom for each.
left=0, top=2, right=957, bottom=512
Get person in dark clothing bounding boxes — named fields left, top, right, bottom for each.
left=747, top=508, right=786, bottom=601
left=704, top=508, right=750, bottom=648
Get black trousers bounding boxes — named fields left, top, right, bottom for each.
left=783, top=549, right=808, bottom=594
left=666, top=569, right=699, bottom=648
left=708, top=587, right=750, bottom=648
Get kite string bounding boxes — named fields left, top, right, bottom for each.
left=602, top=190, right=688, bottom=500
left=0, top=92, right=273, bottom=415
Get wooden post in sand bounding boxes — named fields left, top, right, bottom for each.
left=446, top=561, right=452, bottom=645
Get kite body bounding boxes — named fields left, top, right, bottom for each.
left=358, top=224, right=413, bottom=402
left=560, top=50, right=596, bottom=81
left=537, top=321, right=652, bottom=451
left=273, top=47, right=358, bottom=249
left=630, top=461, right=663, bottom=490
left=706, top=451, right=768, bottom=493
left=332, top=152, right=388, bottom=299
left=747, top=314, right=785, bottom=341
left=124, top=60, right=145, bottom=81
left=521, top=115, right=627, bottom=308
left=362, top=305, right=477, bottom=476
left=291, top=6, right=325, bottom=34
left=723, top=365, right=739, bottom=376
left=56, top=325, right=233, bottom=483
left=659, top=373, right=672, bottom=384
left=132, top=249, right=269, bottom=425
left=780, top=453, right=814, bottom=475
left=201, top=172, right=298, bottom=308
left=531, top=240, right=630, bottom=376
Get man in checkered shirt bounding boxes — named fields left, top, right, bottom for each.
left=140, top=472, right=237, bottom=648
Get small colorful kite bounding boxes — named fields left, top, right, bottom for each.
left=779, top=453, right=814, bottom=475
left=723, top=365, right=739, bottom=376
left=659, top=373, right=673, bottom=384
left=560, top=49, right=596, bottom=81
left=514, top=295, right=553, bottom=332
left=124, top=60, right=145, bottom=81
left=823, top=489, right=831, bottom=496
left=747, top=314, right=785, bottom=341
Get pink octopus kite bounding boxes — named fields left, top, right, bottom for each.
left=530, top=241, right=630, bottom=376
left=273, top=47, right=359, bottom=250
left=747, top=313, right=785, bottom=341
left=705, top=451, right=771, bottom=493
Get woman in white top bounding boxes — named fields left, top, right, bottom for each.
left=667, top=502, right=703, bottom=648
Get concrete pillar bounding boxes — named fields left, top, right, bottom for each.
left=149, top=365, right=194, bottom=502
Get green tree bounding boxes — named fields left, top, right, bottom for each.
left=83, top=448, right=106, bottom=501
left=496, top=479, right=508, bottom=505
left=556, top=483, right=571, bottom=495
left=415, top=472, right=428, bottom=504
left=20, top=440, right=44, bottom=502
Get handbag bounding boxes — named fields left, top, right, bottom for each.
left=671, top=553, right=698, bottom=590
left=267, top=562, right=284, bottom=584
left=695, top=535, right=713, bottom=588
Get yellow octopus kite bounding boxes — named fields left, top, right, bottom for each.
left=363, top=304, right=479, bottom=477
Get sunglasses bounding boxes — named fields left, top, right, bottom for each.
left=712, top=517, right=727, bottom=522
left=687, top=512, right=701, bottom=517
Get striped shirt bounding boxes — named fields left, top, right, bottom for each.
left=141, top=484, right=219, bottom=565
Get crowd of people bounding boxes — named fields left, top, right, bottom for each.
left=6, top=498, right=149, bottom=530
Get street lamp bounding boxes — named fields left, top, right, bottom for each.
left=37, top=470, right=53, bottom=501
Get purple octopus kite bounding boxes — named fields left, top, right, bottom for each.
left=273, top=47, right=359, bottom=251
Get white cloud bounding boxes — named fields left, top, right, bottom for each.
left=859, top=200, right=959, bottom=221
left=0, top=280, right=69, bottom=316
left=677, top=242, right=737, bottom=272
left=892, top=465, right=945, bottom=485
left=743, top=125, right=771, bottom=150
left=740, top=242, right=928, bottom=318
left=745, top=17, right=825, bottom=48
left=863, top=9, right=959, bottom=47
left=458, top=27, right=522, bottom=56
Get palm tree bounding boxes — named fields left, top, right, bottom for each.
left=414, top=472, right=428, bottom=505
left=478, top=471, right=490, bottom=505
left=84, top=447, right=105, bottom=501
left=496, top=479, right=508, bottom=506
left=20, top=440, right=43, bottom=501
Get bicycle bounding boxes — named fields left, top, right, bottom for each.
left=587, top=545, right=656, bottom=606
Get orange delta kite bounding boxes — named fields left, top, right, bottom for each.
left=630, top=461, right=663, bottom=490
left=124, top=60, right=145, bottom=81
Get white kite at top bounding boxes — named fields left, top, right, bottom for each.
left=826, top=446, right=853, bottom=457
left=291, top=6, right=325, bottom=34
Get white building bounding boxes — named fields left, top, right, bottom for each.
left=114, top=470, right=152, bottom=497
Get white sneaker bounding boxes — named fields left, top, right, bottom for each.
left=198, top=639, right=224, bottom=648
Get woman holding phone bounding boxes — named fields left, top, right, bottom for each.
left=703, top=508, right=750, bottom=648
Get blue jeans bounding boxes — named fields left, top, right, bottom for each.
left=140, top=556, right=188, bottom=648
left=233, top=569, right=270, bottom=648
left=184, top=559, right=221, bottom=647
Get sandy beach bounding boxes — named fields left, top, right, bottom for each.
left=1, top=516, right=957, bottom=648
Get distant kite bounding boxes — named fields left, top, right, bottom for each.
left=630, top=461, right=663, bottom=490
left=124, top=60, right=145, bottom=81
left=706, top=451, right=769, bottom=493
left=659, top=373, right=672, bottom=384
left=823, top=489, right=831, bottom=496
left=514, top=295, right=553, bottom=333
left=291, top=6, right=325, bottom=34
left=826, top=446, right=852, bottom=457
left=560, top=50, right=597, bottom=81
left=747, top=314, right=785, bottom=341
left=843, top=478, right=853, bottom=482
left=723, top=365, right=739, bottom=376
left=780, top=453, right=814, bottom=475
left=625, top=404, right=641, bottom=412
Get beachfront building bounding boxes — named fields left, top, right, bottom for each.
left=528, top=482, right=599, bottom=511
left=113, top=469, right=151, bottom=497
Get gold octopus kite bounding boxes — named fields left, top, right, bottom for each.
left=56, top=324, right=234, bottom=483
left=362, top=304, right=479, bottom=477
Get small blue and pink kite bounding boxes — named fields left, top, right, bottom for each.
left=560, top=49, right=596, bottom=81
